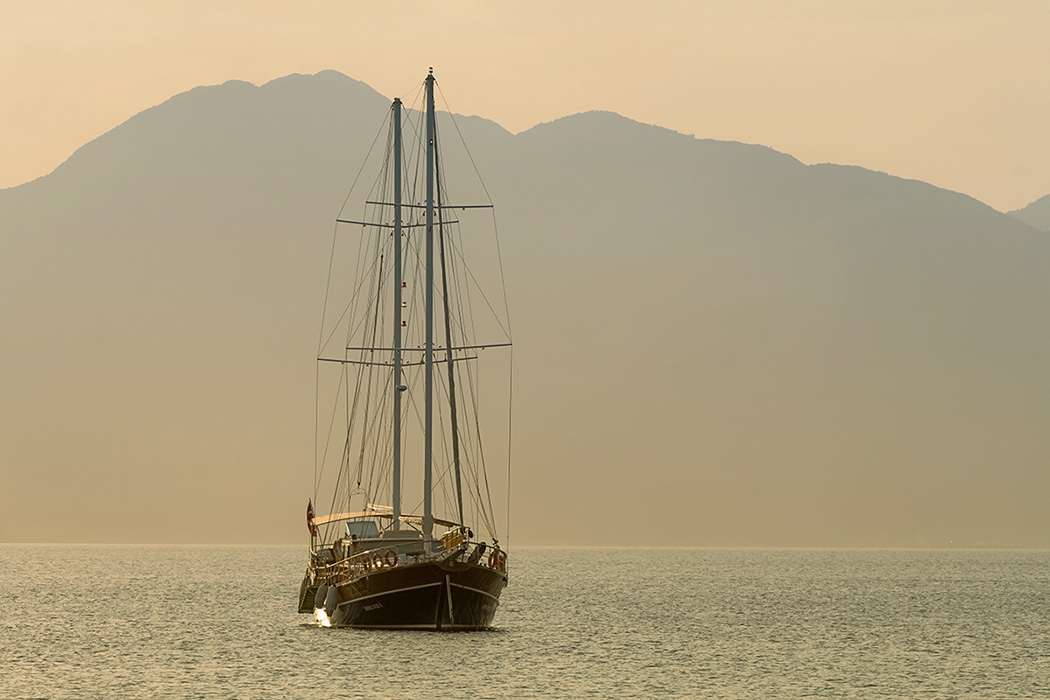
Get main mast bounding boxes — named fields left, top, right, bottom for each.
left=391, top=97, right=404, bottom=531
left=422, top=69, right=436, bottom=543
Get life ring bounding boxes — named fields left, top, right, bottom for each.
left=384, top=549, right=398, bottom=567
left=372, top=552, right=384, bottom=569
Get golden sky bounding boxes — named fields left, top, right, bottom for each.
left=2, top=0, right=1047, bottom=211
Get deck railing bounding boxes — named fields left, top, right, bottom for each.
left=308, top=539, right=507, bottom=585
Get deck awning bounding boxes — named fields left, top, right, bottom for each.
left=312, top=509, right=460, bottom=529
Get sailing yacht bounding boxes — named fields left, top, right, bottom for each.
left=297, top=70, right=511, bottom=629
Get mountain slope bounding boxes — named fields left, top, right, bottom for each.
left=1009, top=193, right=1050, bottom=231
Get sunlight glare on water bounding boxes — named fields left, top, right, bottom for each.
left=2, top=545, right=1049, bottom=699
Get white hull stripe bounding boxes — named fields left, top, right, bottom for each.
left=449, top=582, right=501, bottom=603
left=335, top=581, right=441, bottom=606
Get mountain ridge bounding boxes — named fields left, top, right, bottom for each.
left=1009, top=193, right=1050, bottom=232
left=4, top=70, right=1037, bottom=219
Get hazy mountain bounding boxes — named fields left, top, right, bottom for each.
left=1009, top=194, right=1050, bottom=232
left=2, top=71, right=1048, bottom=547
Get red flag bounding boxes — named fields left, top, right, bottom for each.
left=307, top=499, right=318, bottom=537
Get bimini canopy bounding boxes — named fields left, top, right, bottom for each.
left=312, top=509, right=461, bottom=529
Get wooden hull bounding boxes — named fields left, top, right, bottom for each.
left=326, top=561, right=506, bottom=629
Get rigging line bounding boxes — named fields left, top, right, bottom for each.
left=433, top=358, right=479, bottom=524
left=333, top=236, right=398, bottom=354
left=440, top=270, right=493, bottom=534
left=442, top=245, right=477, bottom=370
left=432, top=364, right=452, bottom=504
left=320, top=369, right=354, bottom=521
left=335, top=102, right=393, bottom=221
left=489, top=209, right=513, bottom=342
left=447, top=246, right=487, bottom=482
left=342, top=206, right=390, bottom=485
left=471, top=348, right=498, bottom=538
left=337, top=419, right=353, bottom=519
left=316, top=362, right=348, bottom=494
left=345, top=343, right=374, bottom=492
left=399, top=95, right=425, bottom=187
left=319, top=103, right=390, bottom=357
left=430, top=147, right=472, bottom=346
left=317, top=224, right=341, bottom=361
left=321, top=185, right=391, bottom=499
left=401, top=367, right=429, bottom=490
left=435, top=127, right=466, bottom=527
left=442, top=226, right=512, bottom=342
left=421, top=221, right=504, bottom=358
left=324, top=114, right=397, bottom=360
left=340, top=231, right=384, bottom=388
left=363, top=372, right=394, bottom=508
left=339, top=227, right=377, bottom=357
left=318, top=235, right=385, bottom=358
left=505, top=345, right=513, bottom=545
left=445, top=236, right=486, bottom=429
left=442, top=244, right=490, bottom=533
left=453, top=433, right=487, bottom=524
left=345, top=233, right=383, bottom=347
left=433, top=455, right=463, bottom=520
left=402, top=96, right=425, bottom=146
left=396, top=80, right=426, bottom=110
left=401, top=367, right=455, bottom=524
left=326, top=374, right=358, bottom=531
left=387, top=364, right=423, bottom=507
left=314, top=361, right=320, bottom=504
left=356, top=252, right=385, bottom=495
left=442, top=235, right=478, bottom=390
left=345, top=362, right=359, bottom=508
left=447, top=238, right=478, bottom=343
left=425, top=96, right=512, bottom=346
left=447, top=254, right=491, bottom=532
left=341, top=242, right=380, bottom=363
left=452, top=306, right=499, bottom=533
left=442, top=235, right=475, bottom=355
left=429, top=91, right=514, bottom=343
left=434, top=81, right=493, bottom=207
left=434, top=340, right=495, bottom=535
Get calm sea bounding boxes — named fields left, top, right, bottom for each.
left=2, top=545, right=1047, bottom=699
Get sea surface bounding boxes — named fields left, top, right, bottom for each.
left=2, top=545, right=1048, bottom=699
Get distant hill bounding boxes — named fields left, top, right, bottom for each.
left=1009, top=194, right=1050, bottom=231
left=2, top=71, right=1048, bottom=548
